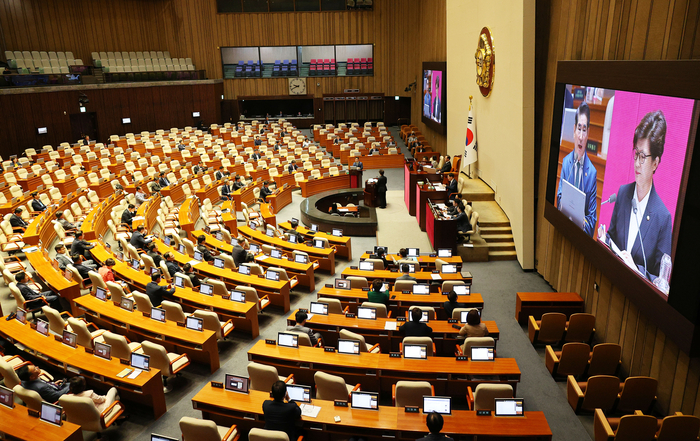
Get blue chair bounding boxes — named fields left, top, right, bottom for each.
left=272, top=65, right=280, bottom=76
left=281, top=65, right=289, bottom=76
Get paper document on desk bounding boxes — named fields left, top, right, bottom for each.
left=436, top=203, right=447, bottom=209
left=132, top=216, right=145, bottom=221
left=434, top=184, right=446, bottom=191
left=306, top=314, right=314, bottom=321
left=127, top=369, right=142, bottom=379
left=257, top=255, right=268, bottom=260
left=22, top=246, right=39, bottom=254
left=384, top=321, right=397, bottom=331
left=299, top=403, right=321, bottom=418
left=187, top=260, right=201, bottom=267
left=431, top=274, right=442, bottom=280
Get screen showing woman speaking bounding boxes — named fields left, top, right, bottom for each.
left=554, top=85, right=695, bottom=298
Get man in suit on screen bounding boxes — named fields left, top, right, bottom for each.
left=556, top=102, right=598, bottom=237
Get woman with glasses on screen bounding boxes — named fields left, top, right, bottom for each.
left=597, top=111, right=672, bottom=286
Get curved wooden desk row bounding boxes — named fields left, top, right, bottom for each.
left=237, top=225, right=336, bottom=275
left=299, top=173, right=352, bottom=198
left=340, top=152, right=405, bottom=170
left=0, top=317, right=167, bottom=419
left=192, top=387, right=551, bottom=441
left=74, top=294, right=221, bottom=373
left=286, top=309, right=499, bottom=355
left=193, top=229, right=317, bottom=293
left=278, top=221, right=352, bottom=260
left=0, top=402, right=82, bottom=441
left=89, top=244, right=261, bottom=334
left=247, top=340, right=521, bottom=398
left=23, top=188, right=90, bottom=246
left=341, top=268, right=470, bottom=284
left=316, top=287, right=484, bottom=320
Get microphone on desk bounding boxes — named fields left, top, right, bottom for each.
left=631, top=197, right=648, bottom=279
left=601, top=193, right=617, bottom=205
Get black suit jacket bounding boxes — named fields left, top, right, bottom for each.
left=376, top=175, right=387, bottom=193
left=260, top=186, right=273, bottom=202
left=10, top=214, right=27, bottom=228
left=605, top=182, right=672, bottom=281
left=288, top=164, right=298, bottom=173
left=454, top=212, right=471, bottom=233
left=215, top=171, right=224, bottom=181
left=145, top=281, right=175, bottom=307
left=231, top=245, right=248, bottom=266
left=197, top=244, right=215, bottom=262
left=443, top=300, right=466, bottom=319
left=262, top=400, right=302, bottom=441
left=121, top=209, right=134, bottom=227
left=71, top=240, right=94, bottom=257
left=158, top=177, right=170, bottom=188
left=399, top=320, right=433, bottom=337
left=221, top=184, right=232, bottom=198
left=166, top=261, right=181, bottom=277
left=17, top=282, right=41, bottom=301
left=31, top=199, right=47, bottom=212
left=447, top=179, right=458, bottom=197
left=440, top=161, right=452, bottom=173
left=130, top=232, right=149, bottom=250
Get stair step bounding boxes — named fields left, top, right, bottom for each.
left=480, top=226, right=512, bottom=233
left=479, top=220, right=511, bottom=228
left=481, top=234, right=513, bottom=243
left=487, top=242, right=516, bottom=251
left=489, top=250, right=518, bottom=261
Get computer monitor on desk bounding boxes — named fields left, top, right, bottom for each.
left=278, top=332, right=299, bottom=348
left=423, top=396, right=451, bottom=414
left=351, top=391, right=378, bottom=410
left=286, top=384, right=311, bottom=403
left=359, top=261, right=374, bottom=271
left=309, top=302, right=328, bottom=315
left=224, top=374, right=249, bottom=394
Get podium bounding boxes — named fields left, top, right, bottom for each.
left=349, top=168, right=363, bottom=188
left=364, top=180, right=378, bottom=207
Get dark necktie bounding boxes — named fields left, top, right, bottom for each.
left=575, top=162, right=581, bottom=190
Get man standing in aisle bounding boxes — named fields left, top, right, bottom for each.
left=376, top=169, right=387, bottom=209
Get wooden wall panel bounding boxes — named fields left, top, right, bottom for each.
left=535, top=0, right=700, bottom=416
left=0, top=82, right=221, bottom=157
left=0, top=0, right=447, bottom=153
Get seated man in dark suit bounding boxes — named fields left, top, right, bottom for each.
left=284, top=220, right=305, bottom=245
left=443, top=291, right=466, bottom=319
left=440, top=155, right=452, bottom=174
left=231, top=238, right=250, bottom=267
left=286, top=311, right=323, bottom=346
left=287, top=160, right=299, bottom=173
left=9, top=208, right=28, bottom=232
left=71, top=254, right=92, bottom=280
left=453, top=205, right=471, bottom=235
left=182, top=263, right=201, bottom=288
left=70, top=232, right=97, bottom=267
left=196, top=235, right=217, bottom=262
left=399, top=307, right=433, bottom=337
left=446, top=173, right=458, bottom=200
left=220, top=179, right=232, bottom=201
left=15, top=271, right=62, bottom=311
left=145, top=273, right=175, bottom=307
left=446, top=197, right=463, bottom=216
left=396, top=263, right=417, bottom=282
left=164, top=252, right=181, bottom=278
left=30, top=192, right=47, bottom=212
left=121, top=204, right=136, bottom=228
left=254, top=136, right=262, bottom=146
left=232, top=175, right=245, bottom=190
left=146, top=243, right=163, bottom=267
left=158, top=172, right=170, bottom=188
left=263, top=381, right=302, bottom=441
left=130, top=225, right=152, bottom=250
left=250, top=150, right=262, bottom=161
left=17, top=364, right=70, bottom=403
left=259, top=181, right=274, bottom=202
left=214, top=166, right=225, bottom=181
left=417, top=412, right=454, bottom=441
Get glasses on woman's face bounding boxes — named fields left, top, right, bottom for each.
left=634, top=149, right=652, bottom=165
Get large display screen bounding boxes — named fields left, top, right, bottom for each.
left=421, top=62, right=446, bottom=134
left=554, top=85, right=695, bottom=298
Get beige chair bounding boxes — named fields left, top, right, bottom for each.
left=133, top=291, right=155, bottom=310
left=248, top=362, right=294, bottom=392
left=457, top=337, right=495, bottom=357
left=394, top=280, right=417, bottom=291
left=41, top=305, right=71, bottom=335
left=193, top=310, right=234, bottom=340
left=316, top=297, right=346, bottom=315
left=467, top=384, right=514, bottom=411
left=249, top=427, right=297, bottom=441
left=141, top=340, right=190, bottom=392
left=339, top=329, right=379, bottom=353
left=59, top=394, right=125, bottom=436
left=365, top=258, right=384, bottom=270
left=161, top=300, right=187, bottom=323
left=401, top=336, right=435, bottom=357
left=392, top=381, right=433, bottom=407
left=360, top=301, right=389, bottom=318
left=567, top=374, right=620, bottom=413
left=434, top=258, right=449, bottom=272
left=593, top=409, right=659, bottom=441
left=13, top=385, right=43, bottom=411
left=346, top=276, right=368, bottom=289
left=314, top=371, right=360, bottom=402
left=528, top=312, right=567, bottom=345
left=545, top=342, right=590, bottom=378
left=441, top=280, right=466, bottom=293
left=102, top=331, right=142, bottom=360
left=67, top=317, right=105, bottom=349
left=208, top=279, right=229, bottom=296
left=174, top=272, right=195, bottom=288
left=408, top=305, right=436, bottom=319
left=237, top=286, right=270, bottom=313
left=106, top=281, right=132, bottom=304
left=0, top=360, right=22, bottom=388
left=88, top=270, right=108, bottom=293
left=179, top=417, right=238, bottom=441
left=286, top=330, right=317, bottom=347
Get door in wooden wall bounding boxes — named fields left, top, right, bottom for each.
left=69, top=112, right=98, bottom=144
